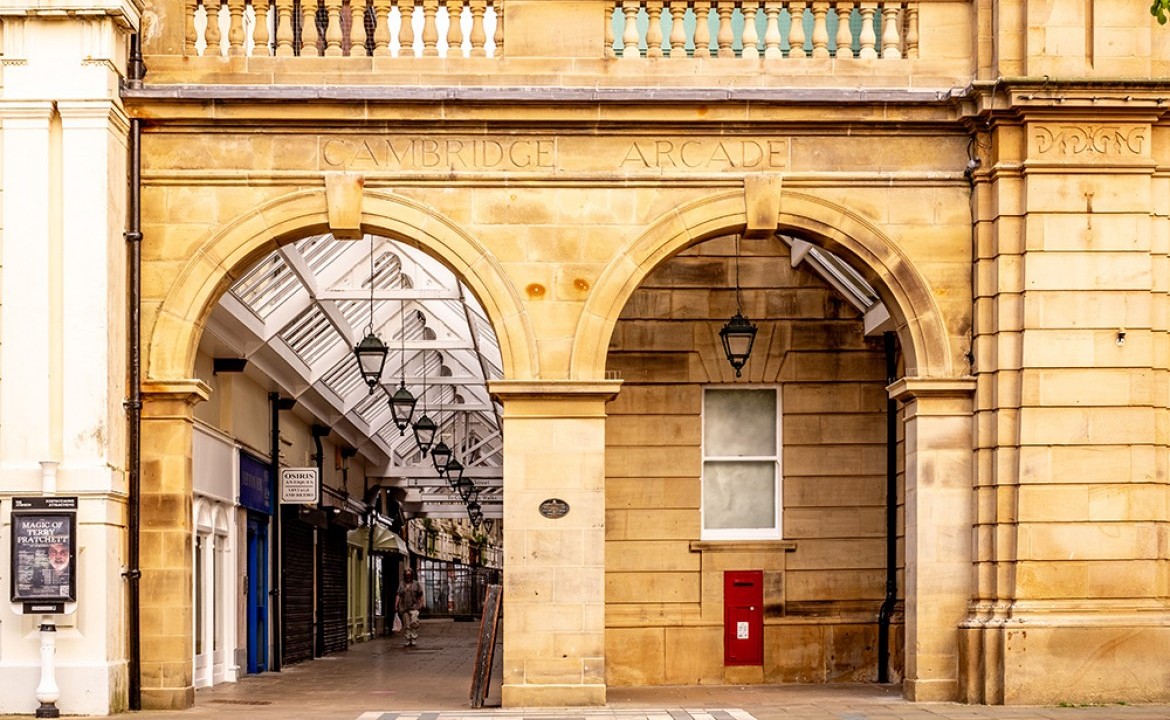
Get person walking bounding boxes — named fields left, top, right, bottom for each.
left=396, top=568, right=425, bottom=647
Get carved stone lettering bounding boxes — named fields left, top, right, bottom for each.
left=618, top=139, right=788, bottom=170
left=1034, top=124, right=1148, bottom=158
left=321, top=137, right=558, bottom=171
left=319, top=136, right=790, bottom=173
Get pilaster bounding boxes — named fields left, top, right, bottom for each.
left=889, top=376, right=976, bottom=702
left=138, top=379, right=210, bottom=710
left=489, top=379, right=621, bottom=707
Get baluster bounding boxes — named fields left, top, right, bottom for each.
left=605, top=0, right=616, bottom=57
left=188, top=0, right=201, bottom=55
left=446, top=0, right=464, bottom=56
left=493, top=0, right=503, bottom=55
left=275, top=0, right=294, bottom=54
left=857, top=1, right=876, bottom=58
left=621, top=0, right=640, bottom=59
left=762, top=1, right=781, bottom=58
left=645, top=1, right=663, bottom=58
left=668, top=0, right=686, bottom=58
left=372, top=0, right=391, bottom=53
left=787, top=1, right=805, bottom=57
left=693, top=0, right=711, bottom=58
left=302, top=0, right=321, bottom=54
left=741, top=1, right=758, bottom=58
left=227, top=0, right=245, bottom=54
left=881, top=2, right=900, bottom=57
left=834, top=0, right=853, bottom=58
left=715, top=0, right=734, bottom=58
left=205, top=0, right=223, bottom=55
left=399, top=0, right=417, bottom=56
left=346, top=0, right=359, bottom=55
left=421, top=0, right=439, bottom=55
left=255, top=0, right=273, bottom=55
left=469, top=0, right=487, bottom=56
left=905, top=2, right=917, bottom=58
left=322, top=0, right=342, bottom=54
left=810, top=0, right=828, bottom=56
left=359, top=0, right=375, bottom=54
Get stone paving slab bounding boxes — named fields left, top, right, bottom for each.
left=98, top=621, right=1170, bottom=720
left=356, top=711, right=759, bottom=720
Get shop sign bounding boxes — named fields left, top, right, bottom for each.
left=239, top=453, right=272, bottom=514
left=10, top=497, right=77, bottom=606
left=280, top=467, right=319, bottom=504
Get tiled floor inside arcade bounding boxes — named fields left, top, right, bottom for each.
left=110, top=620, right=1170, bottom=720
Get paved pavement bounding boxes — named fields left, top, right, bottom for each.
left=110, top=619, right=1170, bottom=720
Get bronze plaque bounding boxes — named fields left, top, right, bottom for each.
left=539, top=498, right=570, bottom=519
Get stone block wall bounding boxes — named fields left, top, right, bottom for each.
left=604, top=233, right=903, bottom=685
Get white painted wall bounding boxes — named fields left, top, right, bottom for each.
left=192, top=427, right=241, bottom=688
left=0, top=8, right=135, bottom=715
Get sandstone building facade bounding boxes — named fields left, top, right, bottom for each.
left=0, top=0, right=1168, bottom=713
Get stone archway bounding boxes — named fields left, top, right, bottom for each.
left=572, top=189, right=957, bottom=381
left=147, top=188, right=537, bottom=384
left=137, top=188, right=537, bottom=709
left=575, top=187, right=975, bottom=702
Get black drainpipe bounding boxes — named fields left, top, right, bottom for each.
left=311, top=426, right=329, bottom=656
left=877, top=330, right=898, bottom=683
left=123, top=33, right=145, bottom=708
left=269, top=393, right=284, bottom=671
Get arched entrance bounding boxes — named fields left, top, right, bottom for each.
left=137, top=189, right=535, bottom=708
left=580, top=188, right=975, bottom=702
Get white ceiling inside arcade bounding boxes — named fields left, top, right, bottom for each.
left=203, top=233, right=504, bottom=519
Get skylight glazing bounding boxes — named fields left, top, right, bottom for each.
left=209, top=233, right=505, bottom=516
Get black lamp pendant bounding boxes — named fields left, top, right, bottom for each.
left=355, top=333, right=389, bottom=392
left=467, top=501, right=483, bottom=528
left=720, top=311, right=758, bottom=378
left=355, top=235, right=387, bottom=393
left=721, top=234, right=758, bottom=378
left=445, top=457, right=465, bottom=488
left=431, top=439, right=452, bottom=476
left=412, top=413, right=437, bottom=457
left=389, top=382, right=417, bottom=435
left=457, top=478, right=479, bottom=504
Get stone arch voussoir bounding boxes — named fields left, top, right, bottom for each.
left=571, top=189, right=956, bottom=380
left=147, top=188, right=536, bottom=383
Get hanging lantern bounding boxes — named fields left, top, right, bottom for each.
left=412, top=413, right=437, bottom=457
left=445, top=457, right=464, bottom=487
left=354, top=333, right=389, bottom=393
left=355, top=235, right=387, bottom=394
left=456, top=478, right=478, bottom=504
left=467, top=501, right=483, bottom=527
left=389, top=382, right=417, bottom=435
left=720, top=311, right=758, bottom=378
left=431, top=440, right=452, bottom=476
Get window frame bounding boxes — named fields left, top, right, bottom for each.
left=700, top=385, right=783, bottom=541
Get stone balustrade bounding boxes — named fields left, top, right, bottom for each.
left=182, top=0, right=921, bottom=60
left=138, top=0, right=973, bottom=88
left=609, top=0, right=917, bottom=60
left=188, top=0, right=501, bottom=57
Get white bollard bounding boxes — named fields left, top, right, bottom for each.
left=34, top=619, right=60, bottom=718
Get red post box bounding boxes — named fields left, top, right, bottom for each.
left=723, top=570, right=763, bottom=666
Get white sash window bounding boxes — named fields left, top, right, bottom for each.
left=701, top=387, right=781, bottom=540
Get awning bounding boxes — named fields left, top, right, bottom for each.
left=348, top=526, right=409, bottom=555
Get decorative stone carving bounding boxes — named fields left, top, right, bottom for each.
left=1033, top=124, right=1148, bottom=158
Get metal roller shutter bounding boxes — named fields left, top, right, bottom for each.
left=321, top=525, right=349, bottom=654
left=281, top=508, right=314, bottom=665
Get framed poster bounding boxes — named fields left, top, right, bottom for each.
left=10, top=497, right=78, bottom=604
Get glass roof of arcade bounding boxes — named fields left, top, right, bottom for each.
left=205, top=234, right=503, bottom=519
